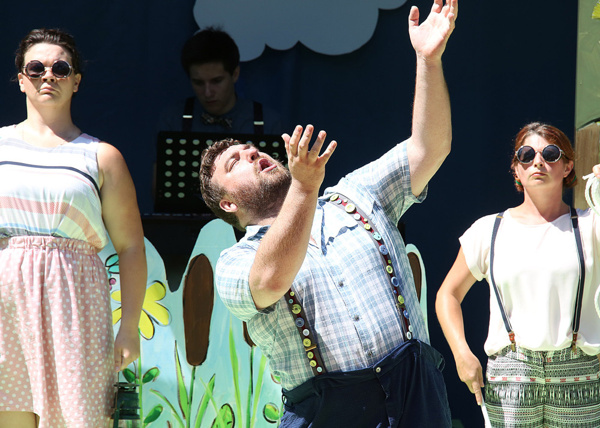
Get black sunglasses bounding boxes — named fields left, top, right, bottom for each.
left=23, top=60, right=73, bottom=79
left=515, top=144, right=564, bottom=164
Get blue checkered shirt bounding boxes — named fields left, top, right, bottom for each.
left=215, top=141, right=430, bottom=390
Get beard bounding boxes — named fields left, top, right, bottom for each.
left=231, top=164, right=292, bottom=222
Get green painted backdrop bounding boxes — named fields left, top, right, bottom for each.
left=577, top=0, right=600, bottom=128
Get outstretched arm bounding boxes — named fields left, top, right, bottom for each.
left=406, top=0, right=457, bottom=196
left=435, top=247, right=484, bottom=405
left=248, top=125, right=337, bottom=309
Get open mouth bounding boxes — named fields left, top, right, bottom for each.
left=258, top=158, right=276, bottom=173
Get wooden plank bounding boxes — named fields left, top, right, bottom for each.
left=573, top=122, right=600, bottom=209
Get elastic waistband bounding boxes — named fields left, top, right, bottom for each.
left=494, top=344, right=594, bottom=363
left=0, top=236, right=97, bottom=254
left=283, top=340, right=442, bottom=406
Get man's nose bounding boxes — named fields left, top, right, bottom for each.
left=242, top=147, right=259, bottom=162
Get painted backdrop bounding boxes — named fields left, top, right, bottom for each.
left=0, top=1, right=578, bottom=426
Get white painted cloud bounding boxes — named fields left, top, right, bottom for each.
left=193, top=0, right=408, bottom=61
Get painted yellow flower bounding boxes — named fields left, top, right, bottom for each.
left=112, top=280, right=170, bottom=340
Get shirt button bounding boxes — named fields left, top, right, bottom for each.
left=353, top=315, right=360, bottom=321
left=338, top=281, right=344, bottom=287
left=367, top=350, right=373, bottom=357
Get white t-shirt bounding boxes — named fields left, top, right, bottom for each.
left=460, top=208, right=600, bottom=356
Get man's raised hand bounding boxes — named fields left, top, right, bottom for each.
left=283, top=125, right=337, bottom=194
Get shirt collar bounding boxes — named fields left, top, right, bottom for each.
left=243, top=224, right=270, bottom=242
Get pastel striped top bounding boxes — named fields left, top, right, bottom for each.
left=0, top=125, right=108, bottom=250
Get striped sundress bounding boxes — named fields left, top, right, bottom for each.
left=0, top=125, right=115, bottom=427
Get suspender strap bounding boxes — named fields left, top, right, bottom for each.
left=489, top=208, right=586, bottom=353
left=570, top=206, right=586, bottom=352
left=281, top=193, right=415, bottom=376
left=326, top=194, right=413, bottom=342
left=182, top=96, right=195, bottom=132
left=253, top=101, right=264, bottom=134
left=488, top=212, right=515, bottom=350
left=283, top=290, right=327, bottom=376
left=183, top=98, right=262, bottom=133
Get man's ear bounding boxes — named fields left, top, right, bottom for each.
left=220, top=198, right=238, bottom=213
left=232, top=66, right=240, bottom=84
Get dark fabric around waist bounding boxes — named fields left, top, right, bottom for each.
left=282, top=339, right=443, bottom=406
left=280, top=340, right=451, bottom=428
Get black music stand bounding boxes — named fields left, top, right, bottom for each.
left=154, top=131, right=286, bottom=214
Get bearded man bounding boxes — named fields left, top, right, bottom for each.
left=199, top=1, right=458, bottom=426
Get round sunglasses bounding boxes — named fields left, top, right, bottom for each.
left=515, top=144, right=564, bottom=164
left=22, top=60, right=73, bottom=79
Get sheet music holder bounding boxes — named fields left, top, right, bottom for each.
left=154, top=131, right=287, bottom=214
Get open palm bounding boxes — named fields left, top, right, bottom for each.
left=409, top=0, right=458, bottom=60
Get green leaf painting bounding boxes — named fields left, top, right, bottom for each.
left=101, top=222, right=283, bottom=427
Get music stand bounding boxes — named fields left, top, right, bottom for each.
left=154, top=131, right=287, bottom=214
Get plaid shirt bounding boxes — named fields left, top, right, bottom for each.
left=215, top=141, right=430, bottom=390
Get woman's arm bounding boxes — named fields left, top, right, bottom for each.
left=98, top=142, right=147, bottom=372
left=435, top=247, right=484, bottom=405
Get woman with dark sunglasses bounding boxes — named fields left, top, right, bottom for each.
left=0, top=29, right=146, bottom=427
left=436, top=122, right=600, bottom=427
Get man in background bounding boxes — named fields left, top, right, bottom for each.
left=157, top=27, right=283, bottom=135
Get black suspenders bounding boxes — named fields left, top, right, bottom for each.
left=252, top=101, right=264, bottom=135
left=181, top=97, right=264, bottom=134
left=182, top=96, right=195, bottom=132
left=489, top=207, right=585, bottom=352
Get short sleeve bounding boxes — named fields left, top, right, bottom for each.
left=458, top=214, right=497, bottom=282
left=215, top=245, right=262, bottom=322
left=327, top=141, right=426, bottom=225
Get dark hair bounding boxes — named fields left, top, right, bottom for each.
left=15, top=28, right=83, bottom=76
left=181, top=27, right=240, bottom=76
left=199, top=138, right=243, bottom=229
left=511, top=122, right=576, bottom=192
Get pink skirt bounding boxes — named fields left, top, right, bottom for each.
left=0, top=236, right=115, bottom=427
